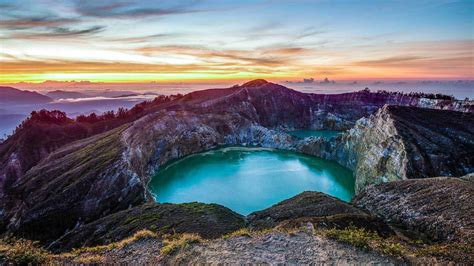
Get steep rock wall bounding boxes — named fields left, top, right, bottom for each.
left=122, top=109, right=297, bottom=181
left=353, top=177, right=474, bottom=243
left=298, top=105, right=474, bottom=191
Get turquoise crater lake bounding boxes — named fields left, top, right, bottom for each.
left=288, top=130, right=341, bottom=139
left=148, top=147, right=354, bottom=215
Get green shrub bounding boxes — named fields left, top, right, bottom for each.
left=377, top=241, right=407, bottom=257
left=323, top=226, right=380, bottom=249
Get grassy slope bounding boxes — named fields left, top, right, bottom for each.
left=4, top=125, right=141, bottom=243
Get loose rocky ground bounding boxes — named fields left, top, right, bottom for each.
left=163, top=227, right=400, bottom=264
left=48, top=226, right=402, bottom=264
left=49, top=225, right=458, bottom=265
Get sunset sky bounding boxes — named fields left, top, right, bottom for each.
left=0, top=0, right=473, bottom=84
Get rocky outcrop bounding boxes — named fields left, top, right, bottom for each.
left=353, top=177, right=474, bottom=243
left=350, top=106, right=474, bottom=190
left=247, top=191, right=393, bottom=237
left=49, top=202, right=245, bottom=252
left=247, top=192, right=364, bottom=229
left=298, top=105, right=474, bottom=191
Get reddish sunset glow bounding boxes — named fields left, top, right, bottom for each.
left=0, top=0, right=472, bottom=86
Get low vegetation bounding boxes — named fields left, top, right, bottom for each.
left=222, top=227, right=299, bottom=239
left=69, top=229, right=158, bottom=255
left=72, top=254, right=105, bottom=264
left=360, top=87, right=455, bottom=100
left=321, top=226, right=414, bottom=259
left=160, top=233, right=203, bottom=255
left=0, top=225, right=471, bottom=264
left=0, top=237, right=50, bottom=264
left=321, top=226, right=410, bottom=258
left=323, top=226, right=380, bottom=249
left=42, top=230, right=159, bottom=264
left=222, top=228, right=253, bottom=238
left=416, top=242, right=474, bottom=262
left=318, top=225, right=473, bottom=263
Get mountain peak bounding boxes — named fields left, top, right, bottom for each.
left=241, top=79, right=269, bottom=88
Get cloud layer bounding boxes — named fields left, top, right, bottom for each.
left=0, top=0, right=472, bottom=82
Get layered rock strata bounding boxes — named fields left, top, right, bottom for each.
left=353, top=176, right=474, bottom=243
left=298, top=105, right=474, bottom=191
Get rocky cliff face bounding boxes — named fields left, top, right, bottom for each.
left=298, top=105, right=474, bottom=191
left=0, top=80, right=472, bottom=247
left=353, top=176, right=474, bottom=243
left=355, top=106, right=473, bottom=189
left=122, top=110, right=297, bottom=180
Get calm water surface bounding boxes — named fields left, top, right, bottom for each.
left=148, top=147, right=354, bottom=215
left=288, top=130, right=341, bottom=139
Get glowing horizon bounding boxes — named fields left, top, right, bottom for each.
left=0, top=0, right=472, bottom=85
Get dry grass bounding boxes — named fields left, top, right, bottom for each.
left=222, top=227, right=301, bottom=240
left=222, top=228, right=252, bottom=239
left=160, top=233, right=203, bottom=255
left=318, top=226, right=474, bottom=263
left=51, top=229, right=159, bottom=263
left=0, top=238, right=50, bottom=264
left=322, top=226, right=380, bottom=250
left=416, top=242, right=474, bottom=262
left=320, top=226, right=408, bottom=258
left=69, top=229, right=158, bottom=255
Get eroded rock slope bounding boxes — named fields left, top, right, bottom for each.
left=353, top=176, right=474, bottom=243
left=299, top=105, right=474, bottom=191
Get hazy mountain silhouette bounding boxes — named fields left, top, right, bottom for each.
left=0, top=86, right=52, bottom=104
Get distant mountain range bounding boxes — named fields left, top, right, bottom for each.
left=0, top=86, right=52, bottom=104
